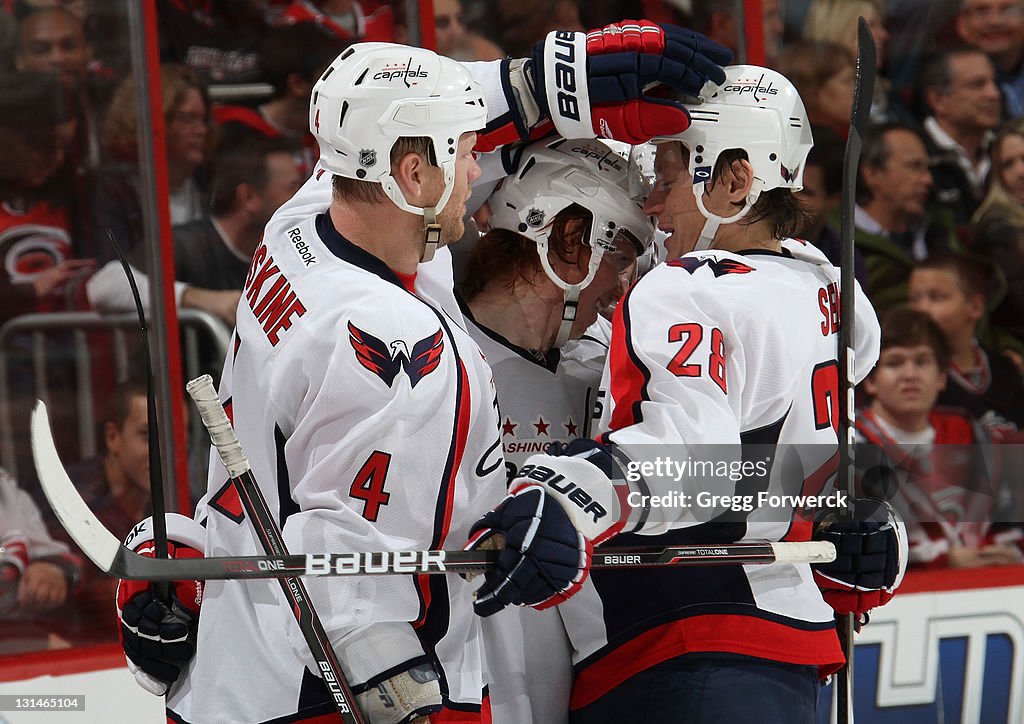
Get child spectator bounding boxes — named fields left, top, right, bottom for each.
left=857, top=308, right=1023, bottom=569
left=908, top=252, right=1024, bottom=437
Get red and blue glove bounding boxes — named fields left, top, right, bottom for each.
left=466, top=439, right=627, bottom=616
left=116, top=514, right=206, bottom=696
left=812, top=498, right=908, bottom=616
left=533, top=20, right=732, bottom=143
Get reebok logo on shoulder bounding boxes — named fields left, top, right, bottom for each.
left=287, top=227, right=318, bottom=267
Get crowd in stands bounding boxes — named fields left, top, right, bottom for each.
left=2, top=0, right=1024, bottom=652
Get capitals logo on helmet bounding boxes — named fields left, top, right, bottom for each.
left=659, top=64, right=814, bottom=197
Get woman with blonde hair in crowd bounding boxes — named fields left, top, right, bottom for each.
left=971, top=117, right=1024, bottom=359
left=775, top=41, right=856, bottom=139
left=94, top=63, right=214, bottom=259
left=802, top=0, right=895, bottom=122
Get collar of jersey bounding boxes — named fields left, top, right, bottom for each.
left=315, top=211, right=415, bottom=292
left=457, top=293, right=561, bottom=372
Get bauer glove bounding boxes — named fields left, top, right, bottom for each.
left=116, top=514, right=206, bottom=696
left=479, top=20, right=732, bottom=151
left=812, top=498, right=908, bottom=615
left=466, top=439, right=627, bottom=616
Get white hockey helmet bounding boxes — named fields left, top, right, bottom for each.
left=654, top=64, right=814, bottom=250
left=488, top=138, right=655, bottom=346
left=310, top=43, right=487, bottom=258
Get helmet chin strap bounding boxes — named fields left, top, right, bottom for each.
left=537, top=238, right=606, bottom=349
left=691, top=179, right=763, bottom=251
left=381, top=159, right=458, bottom=263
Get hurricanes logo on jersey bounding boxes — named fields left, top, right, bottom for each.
left=348, top=321, right=444, bottom=388
left=668, top=257, right=755, bottom=277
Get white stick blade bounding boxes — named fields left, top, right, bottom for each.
left=31, top=400, right=121, bottom=571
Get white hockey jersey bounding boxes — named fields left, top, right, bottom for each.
left=461, top=305, right=612, bottom=724
left=170, top=203, right=508, bottom=722
left=560, top=240, right=881, bottom=710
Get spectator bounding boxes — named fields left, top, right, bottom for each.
left=919, top=47, right=1002, bottom=232
left=96, top=63, right=213, bottom=258
left=972, top=117, right=1024, bottom=354
left=0, top=466, right=84, bottom=653
left=425, top=0, right=504, bottom=62
left=955, top=0, right=1024, bottom=118
left=156, top=0, right=264, bottom=84
left=0, top=467, right=81, bottom=617
left=803, top=0, right=889, bottom=69
left=908, top=252, right=1024, bottom=436
left=213, top=22, right=347, bottom=178
left=271, top=0, right=394, bottom=43
left=688, top=0, right=783, bottom=65
left=87, top=138, right=304, bottom=328
left=63, top=377, right=151, bottom=544
left=840, top=122, right=956, bottom=312
left=802, top=0, right=897, bottom=123
left=12, top=5, right=119, bottom=169
left=486, top=0, right=583, bottom=58
left=774, top=41, right=856, bottom=139
left=0, top=70, right=94, bottom=318
left=857, top=308, right=1023, bottom=569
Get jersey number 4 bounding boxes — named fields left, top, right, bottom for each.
left=667, top=323, right=727, bottom=393
left=350, top=451, right=392, bottom=521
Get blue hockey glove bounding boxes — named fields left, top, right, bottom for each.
left=812, top=498, right=908, bottom=615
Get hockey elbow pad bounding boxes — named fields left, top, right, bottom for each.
left=812, top=498, right=909, bottom=615
left=116, top=513, right=206, bottom=696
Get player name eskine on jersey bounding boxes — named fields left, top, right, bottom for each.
left=243, top=241, right=308, bottom=346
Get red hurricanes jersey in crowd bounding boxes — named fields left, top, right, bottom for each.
left=0, top=200, right=73, bottom=312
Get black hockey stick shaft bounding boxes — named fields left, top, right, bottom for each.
left=106, top=229, right=170, bottom=602
left=109, top=541, right=836, bottom=580
left=836, top=18, right=876, bottom=724
left=185, top=376, right=363, bottom=724
left=31, top=398, right=836, bottom=582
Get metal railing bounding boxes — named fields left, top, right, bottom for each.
left=0, top=309, right=230, bottom=483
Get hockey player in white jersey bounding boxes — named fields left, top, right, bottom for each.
left=112, top=23, right=734, bottom=724
left=469, top=66, right=908, bottom=722
left=460, top=137, right=654, bottom=722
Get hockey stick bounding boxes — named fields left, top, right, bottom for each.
left=835, top=18, right=877, bottom=724
left=106, top=229, right=170, bottom=602
left=183, top=376, right=363, bottom=723
left=32, top=397, right=835, bottom=582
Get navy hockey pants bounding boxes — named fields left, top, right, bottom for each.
left=569, top=652, right=820, bottom=723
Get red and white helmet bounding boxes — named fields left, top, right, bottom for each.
left=310, top=43, right=487, bottom=220
left=656, top=64, right=814, bottom=250
left=488, top=138, right=655, bottom=346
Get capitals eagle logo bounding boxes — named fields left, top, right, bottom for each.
left=668, top=257, right=755, bottom=277
left=348, top=321, right=444, bottom=388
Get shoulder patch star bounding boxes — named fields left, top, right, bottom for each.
left=502, top=417, right=517, bottom=436
left=564, top=418, right=578, bottom=436
left=533, top=417, right=550, bottom=436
